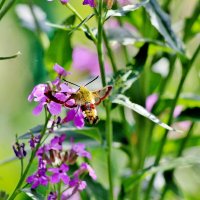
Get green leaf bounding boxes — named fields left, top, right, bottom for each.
left=123, top=156, right=200, bottom=192
left=105, top=0, right=149, bottom=20
left=109, top=69, right=139, bottom=97
left=143, top=0, right=184, bottom=53
left=19, top=125, right=102, bottom=143
left=0, top=51, right=21, bottom=60
left=54, top=126, right=102, bottom=143
left=21, top=188, right=44, bottom=200
left=44, top=15, right=76, bottom=72
left=112, top=94, right=180, bottom=132
left=175, top=107, right=200, bottom=122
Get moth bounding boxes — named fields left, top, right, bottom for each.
left=45, top=76, right=112, bottom=125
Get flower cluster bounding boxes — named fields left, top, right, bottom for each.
left=27, top=134, right=96, bottom=199
left=28, top=64, right=85, bottom=129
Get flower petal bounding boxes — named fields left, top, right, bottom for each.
left=48, top=102, right=62, bottom=115
left=33, top=102, right=44, bottom=115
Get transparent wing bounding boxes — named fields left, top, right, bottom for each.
left=92, top=85, right=112, bottom=105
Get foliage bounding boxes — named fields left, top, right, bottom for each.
left=0, top=0, right=200, bottom=200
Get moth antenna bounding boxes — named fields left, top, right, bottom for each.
left=63, top=79, right=80, bottom=88
left=84, top=76, right=99, bottom=86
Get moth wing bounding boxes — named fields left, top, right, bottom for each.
left=92, top=85, right=112, bottom=105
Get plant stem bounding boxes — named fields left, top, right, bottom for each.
left=57, top=181, right=62, bottom=200
left=66, top=3, right=97, bottom=43
left=0, top=0, right=16, bottom=20
left=160, top=122, right=195, bottom=200
left=8, top=113, right=51, bottom=200
left=144, top=45, right=200, bottom=200
left=96, top=1, right=113, bottom=199
left=102, top=29, right=117, bottom=73
left=0, top=0, right=6, bottom=10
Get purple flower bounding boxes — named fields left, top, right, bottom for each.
left=28, top=83, right=62, bottom=116
left=74, top=163, right=96, bottom=180
left=47, top=192, right=57, bottom=200
left=69, top=177, right=87, bottom=190
left=29, top=135, right=41, bottom=149
left=82, top=0, right=95, bottom=7
left=53, top=63, right=70, bottom=77
left=72, top=46, right=111, bottom=76
left=63, top=108, right=85, bottom=129
left=26, top=168, right=49, bottom=189
left=48, top=163, right=70, bottom=184
left=48, top=134, right=66, bottom=151
left=71, top=143, right=91, bottom=159
left=13, top=142, right=26, bottom=159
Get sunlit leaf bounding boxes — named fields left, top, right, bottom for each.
left=143, top=0, right=184, bottom=53
left=21, top=188, right=44, bottom=200
left=105, top=0, right=149, bottom=20
left=112, top=94, right=180, bottom=132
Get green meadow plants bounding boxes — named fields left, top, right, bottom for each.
left=0, top=0, right=200, bottom=199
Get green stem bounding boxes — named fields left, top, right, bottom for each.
left=144, top=45, right=200, bottom=200
left=57, top=181, right=62, bottom=200
left=66, top=3, right=97, bottom=43
left=106, top=101, right=114, bottom=200
left=102, top=29, right=117, bottom=73
left=96, top=1, right=113, bottom=199
left=0, top=0, right=16, bottom=20
left=0, top=0, right=6, bottom=10
left=8, top=113, right=51, bottom=200
left=20, top=158, right=24, bottom=178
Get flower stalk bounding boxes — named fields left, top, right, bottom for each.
left=96, top=0, right=113, bottom=199
left=8, top=112, right=51, bottom=200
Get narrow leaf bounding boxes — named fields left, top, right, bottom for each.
left=0, top=51, right=21, bottom=60
left=143, top=0, right=184, bottom=53
left=105, top=0, right=149, bottom=20
left=112, top=94, right=180, bottom=132
left=19, top=125, right=102, bottom=143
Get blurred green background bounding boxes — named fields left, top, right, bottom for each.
left=0, top=0, right=199, bottom=199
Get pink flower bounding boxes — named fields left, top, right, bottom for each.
left=72, top=46, right=111, bottom=76
left=63, top=108, right=85, bottom=129
left=145, top=94, right=158, bottom=112
left=53, top=63, right=70, bottom=77
left=48, top=163, right=70, bottom=184
left=74, top=163, right=96, bottom=180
